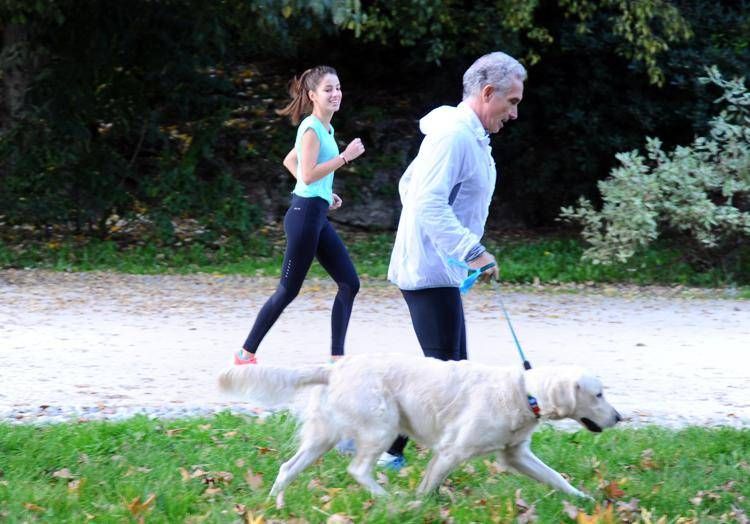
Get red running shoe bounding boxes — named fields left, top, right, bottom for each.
left=234, top=351, right=258, bottom=365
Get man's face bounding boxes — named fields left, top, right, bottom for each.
left=479, top=78, right=524, bottom=134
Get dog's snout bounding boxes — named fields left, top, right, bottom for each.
left=614, top=410, right=622, bottom=423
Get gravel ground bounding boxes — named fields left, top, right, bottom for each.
left=1, top=269, right=748, bottom=428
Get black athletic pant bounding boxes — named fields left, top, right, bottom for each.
left=243, top=195, right=359, bottom=356
left=386, top=287, right=466, bottom=457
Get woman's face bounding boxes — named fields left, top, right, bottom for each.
left=308, top=74, right=342, bottom=114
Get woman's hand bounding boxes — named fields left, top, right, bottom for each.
left=341, top=138, right=365, bottom=163
left=329, top=193, right=343, bottom=211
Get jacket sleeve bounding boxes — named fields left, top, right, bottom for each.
left=410, top=131, right=480, bottom=261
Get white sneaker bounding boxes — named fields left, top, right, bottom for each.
left=377, top=452, right=406, bottom=470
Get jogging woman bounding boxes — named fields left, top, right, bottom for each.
left=235, top=65, right=365, bottom=364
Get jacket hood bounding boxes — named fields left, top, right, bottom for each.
left=419, top=105, right=461, bottom=135
left=419, top=103, right=488, bottom=146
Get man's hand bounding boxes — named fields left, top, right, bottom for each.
left=467, top=251, right=499, bottom=282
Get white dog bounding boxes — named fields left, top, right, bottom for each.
left=219, top=354, right=621, bottom=507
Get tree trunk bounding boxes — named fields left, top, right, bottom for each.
left=1, top=23, right=29, bottom=133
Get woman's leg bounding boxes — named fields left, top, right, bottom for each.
left=315, top=220, right=360, bottom=357
left=241, top=197, right=326, bottom=354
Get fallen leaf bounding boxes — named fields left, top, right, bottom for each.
left=323, top=487, right=343, bottom=497
left=515, top=489, right=530, bottom=511
left=178, top=467, right=191, bottom=481
left=439, top=507, right=454, bottom=523
left=68, top=478, right=86, bottom=494
left=326, top=514, right=353, bottom=524
left=125, top=493, right=156, bottom=516
left=245, top=469, right=264, bottom=490
left=191, top=468, right=207, bottom=478
left=215, top=471, right=234, bottom=484
left=576, top=503, right=615, bottom=524
left=255, top=445, right=277, bottom=454
left=397, top=465, right=413, bottom=477
left=166, top=428, right=184, bottom=437
left=307, top=478, right=323, bottom=490
left=603, top=480, right=625, bottom=499
left=23, top=502, right=45, bottom=512
left=515, top=489, right=538, bottom=523
left=728, top=504, right=749, bottom=524
left=640, top=448, right=656, bottom=470
left=245, top=511, right=265, bottom=524
left=615, top=497, right=640, bottom=516
left=52, top=468, right=75, bottom=479
left=562, top=500, right=580, bottom=519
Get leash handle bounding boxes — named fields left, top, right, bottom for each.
left=449, top=259, right=496, bottom=294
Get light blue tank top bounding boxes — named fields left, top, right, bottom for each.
left=292, top=115, right=339, bottom=205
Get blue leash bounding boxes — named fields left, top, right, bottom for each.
left=449, top=258, right=532, bottom=368
left=450, top=258, right=540, bottom=417
left=489, top=279, right=532, bottom=370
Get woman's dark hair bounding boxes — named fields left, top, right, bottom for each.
left=277, top=65, right=338, bottom=125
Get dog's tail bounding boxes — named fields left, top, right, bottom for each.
left=218, top=364, right=331, bottom=409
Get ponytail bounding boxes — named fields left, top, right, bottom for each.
left=277, top=65, right=337, bottom=125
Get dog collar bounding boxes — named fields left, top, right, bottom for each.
left=527, top=395, right=541, bottom=418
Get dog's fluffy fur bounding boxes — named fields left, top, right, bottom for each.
left=219, top=354, right=620, bottom=506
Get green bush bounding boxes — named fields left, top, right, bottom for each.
left=560, top=67, right=750, bottom=273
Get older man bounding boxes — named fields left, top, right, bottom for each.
left=381, top=52, right=527, bottom=469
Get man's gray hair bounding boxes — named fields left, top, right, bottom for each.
left=462, top=52, right=527, bottom=99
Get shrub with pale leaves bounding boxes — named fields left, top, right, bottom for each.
left=560, top=67, right=750, bottom=266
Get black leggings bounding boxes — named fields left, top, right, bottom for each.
left=387, top=287, right=466, bottom=456
left=243, top=195, right=359, bottom=356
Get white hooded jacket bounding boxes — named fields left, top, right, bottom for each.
left=388, top=101, right=497, bottom=290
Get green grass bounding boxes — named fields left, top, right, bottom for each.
left=1, top=415, right=748, bottom=522
left=1, top=231, right=748, bottom=288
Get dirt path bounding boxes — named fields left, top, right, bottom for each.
left=1, top=270, right=748, bottom=427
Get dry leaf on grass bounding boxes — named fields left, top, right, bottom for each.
left=244, top=511, right=266, bottom=524
left=515, top=489, right=538, bottom=523
left=23, top=502, right=45, bottom=512
left=68, top=478, right=86, bottom=494
left=52, top=468, right=75, bottom=479
left=639, top=448, right=656, bottom=470
left=602, top=480, right=626, bottom=499
left=245, top=469, right=264, bottom=490
left=562, top=500, right=580, bottom=520
left=576, top=503, right=615, bottom=524
left=125, top=493, right=156, bottom=517
left=326, top=514, right=354, bottom=524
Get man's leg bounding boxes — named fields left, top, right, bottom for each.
left=384, top=287, right=466, bottom=458
left=401, top=287, right=467, bottom=362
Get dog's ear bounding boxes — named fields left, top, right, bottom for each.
left=547, top=377, right=578, bottom=417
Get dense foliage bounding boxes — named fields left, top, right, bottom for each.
left=560, top=67, right=749, bottom=271
left=1, top=0, right=749, bottom=260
